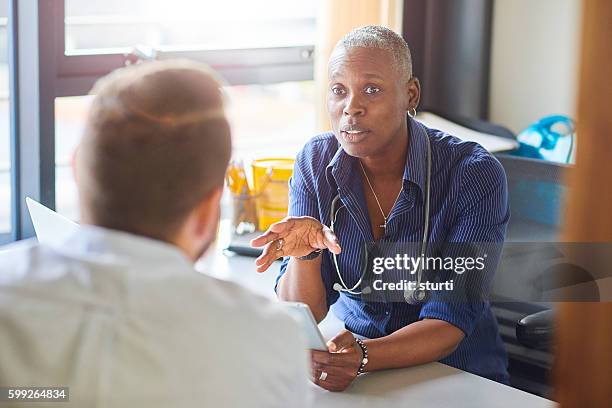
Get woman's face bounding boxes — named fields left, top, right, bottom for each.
left=327, top=46, right=419, bottom=159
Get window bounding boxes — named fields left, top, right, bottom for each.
left=0, top=0, right=10, bottom=238
left=65, top=0, right=317, bottom=53
left=55, top=95, right=92, bottom=220
left=6, top=0, right=317, bottom=239
left=225, top=81, right=316, bottom=159
left=58, top=0, right=316, bottom=94
left=54, top=82, right=316, bottom=221
left=52, top=1, right=317, bottom=223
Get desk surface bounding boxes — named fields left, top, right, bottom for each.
left=310, top=362, right=555, bottom=408
left=201, top=248, right=556, bottom=408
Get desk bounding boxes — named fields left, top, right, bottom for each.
left=310, top=363, right=555, bottom=408
left=200, top=248, right=556, bottom=408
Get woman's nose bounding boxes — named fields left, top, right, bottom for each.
left=343, top=94, right=365, bottom=116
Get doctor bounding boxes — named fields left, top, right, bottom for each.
left=252, top=25, right=510, bottom=391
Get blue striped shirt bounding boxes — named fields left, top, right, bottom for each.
left=278, top=117, right=510, bottom=383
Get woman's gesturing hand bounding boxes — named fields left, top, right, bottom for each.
left=250, top=216, right=341, bottom=272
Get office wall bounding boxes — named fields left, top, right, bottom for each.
left=489, top=0, right=581, bottom=133
left=403, top=0, right=493, bottom=120
left=403, top=0, right=493, bottom=119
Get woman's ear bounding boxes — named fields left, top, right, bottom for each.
left=406, top=77, right=421, bottom=110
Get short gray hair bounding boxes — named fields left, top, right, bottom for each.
left=335, top=25, right=413, bottom=80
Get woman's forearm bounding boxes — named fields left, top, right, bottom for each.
left=362, top=319, right=465, bottom=372
left=277, top=257, right=329, bottom=322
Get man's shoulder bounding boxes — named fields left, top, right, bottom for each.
left=0, top=240, right=48, bottom=284
left=176, top=271, right=302, bottom=333
left=0, top=238, right=39, bottom=256
left=176, top=273, right=307, bottom=385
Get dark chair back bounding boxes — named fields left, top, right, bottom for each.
left=492, top=154, right=572, bottom=399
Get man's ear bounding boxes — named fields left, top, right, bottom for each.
left=406, top=77, right=421, bottom=111
left=193, top=185, right=223, bottom=235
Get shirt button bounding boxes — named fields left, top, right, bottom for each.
left=385, top=311, right=390, bottom=316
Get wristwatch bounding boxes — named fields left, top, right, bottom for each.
left=355, top=337, right=369, bottom=375
left=297, top=249, right=322, bottom=260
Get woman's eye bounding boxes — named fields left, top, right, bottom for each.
left=331, top=87, right=345, bottom=95
left=364, top=86, right=381, bottom=95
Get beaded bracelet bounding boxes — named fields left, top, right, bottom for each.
left=355, top=337, right=369, bottom=375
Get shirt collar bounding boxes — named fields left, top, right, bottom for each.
left=325, top=139, right=354, bottom=190
left=54, top=224, right=193, bottom=269
left=403, top=117, right=429, bottom=194
left=326, top=116, right=429, bottom=195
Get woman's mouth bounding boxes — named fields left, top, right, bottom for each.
left=340, top=130, right=370, bottom=143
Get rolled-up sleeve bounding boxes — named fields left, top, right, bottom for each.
left=419, top=154, right=510, bottom=336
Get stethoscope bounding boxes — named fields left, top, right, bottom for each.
left=330, top=134, right=432, bottom=305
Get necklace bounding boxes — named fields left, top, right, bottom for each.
left=359, top=160, right=403, bottom=231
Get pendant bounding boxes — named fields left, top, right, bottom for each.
left=379, top=223, right=386, bottom=229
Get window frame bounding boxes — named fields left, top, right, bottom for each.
left=0, top=1, right=16, bottom=244
left=55, top=0, right=315, bottom=96
left=7, top=0, right=314, bottom=241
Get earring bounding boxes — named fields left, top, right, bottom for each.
left=408, top=107, right=417, bottom=118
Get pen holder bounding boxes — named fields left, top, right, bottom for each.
left=230, top=193, right=258, bottom=235
left=252, top=158, right=294, bottom=231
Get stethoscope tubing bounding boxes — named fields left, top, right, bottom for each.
left=330, top=134, right=432, bottom=301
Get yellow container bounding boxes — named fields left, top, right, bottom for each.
left=252, top=158, right=295, bottom=231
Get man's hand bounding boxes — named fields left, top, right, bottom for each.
left=310, top=330, right=362, bottom=392
left=250, top=216, right=341, bottom=272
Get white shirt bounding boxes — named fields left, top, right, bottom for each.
left=0, top=226, right=309, bottom=407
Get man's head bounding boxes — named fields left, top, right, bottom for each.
left=75, top=60, right=231, bottom=260
left=327, top=25, right=420, bottom=158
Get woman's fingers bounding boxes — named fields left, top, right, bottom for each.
left=251, top=220, right=294, bottom=273
left=326, top=330, right=355, bottom=352
left=250, top=218, right=294, bottom=248
left=250, top=230, right=278, bottom=248
left=254, top=241, right=285, bottom=272
left=321, top=226, right=341, bottom=254
left=310, top=363, right=354, bottom=392
left=252, top=216, right=340, bottom=272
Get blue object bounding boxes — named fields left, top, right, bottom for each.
left=512, top=115, right=575, bottom=164
left=512, top=180, right=566, bottom=226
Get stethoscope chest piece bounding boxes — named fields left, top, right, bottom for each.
left=404, top=287, right=428, bottom=305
